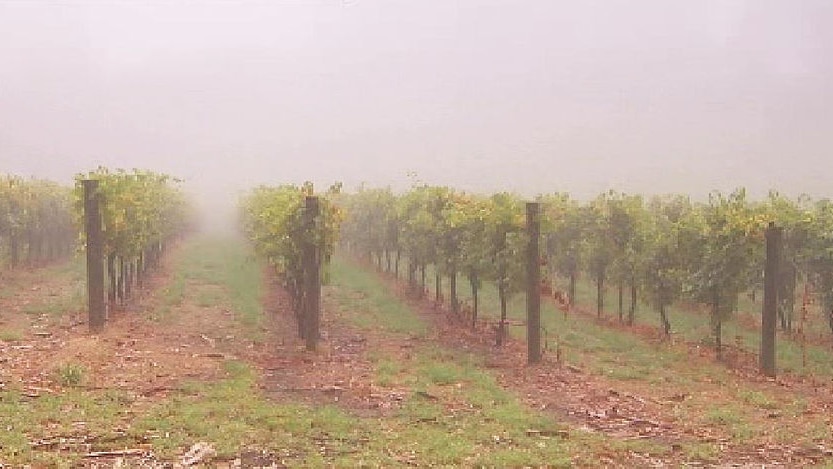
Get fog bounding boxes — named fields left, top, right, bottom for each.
left=2, top=1, right=832, bottom=229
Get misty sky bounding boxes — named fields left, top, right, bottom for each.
left=1, top=1, right=832, bottom=206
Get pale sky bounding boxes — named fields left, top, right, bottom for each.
left=1, top=1, right=831, bottom=211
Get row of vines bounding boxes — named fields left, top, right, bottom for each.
left=239, top=183, right=342, bottom=348
left=338, top=186, right=527, bottom=345
left=336, top=186, right=833, bottom=354
left=0, top=175, right=75, bottom=268
left=74, top=168, right=189, bottom=312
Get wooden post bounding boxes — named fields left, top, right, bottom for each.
left=83, top=180, right=106, bottom=332
left=107, top=253, right=116, bottom=307
left=304, top=196, right=321, bottom=352
left=9, top=233, right=18, bottom=268
left=526, top=202, right=542, bottom=364
left=117, top=256, right=125, bottom=305
left=7, top=179, right=18, bottom=268
left=801, top=282, right=810, bottom=369
left=761, top=222, right=781, bottom=377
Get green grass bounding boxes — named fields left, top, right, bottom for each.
left=1, top=242, right=597, bottom=466
left=131, top=360, right=367, bottom=461
left=683, top=441, right=720, bottom=463
left=356, top=258, right=710, bottom=387
left=49, top=254, right=87, bottom=278
left=54, top=363, right=86, bottom=387
left=153, top=372, right=405, bottom=463
left=154, top=267, right=186, bottom=321
left=0, top=329, right=23, bottom=341
left=151, top=236, right=264, bottom=334
left=329, top=257, right=687, bottom=466
left=705, top=406, right=743, bottom=426
left=11, top=240, right=829, bottom=466
left=180, top=237, right=264, bottom=328
left=704, top=405, right=755, bottom=442
left=407, top=257, right=833, bottom=380
left=1, top=256, right=86, bottom=323
left=399, top=260, right=833, bottom=382
left=19, top=283, right=86, bottom=319
left=737, top=389, right=778, bottom=410
left=329, top=256, right=428, bottom=336
left=562, top=274, right=833, bottom=379
left=372, top=257, right=833, bottom=453
left=0, top=387, right=133, bottom=466
left=418, top=263, right=702, bottom=385
left=372, top=355, right=403, bottom=387
left=195, top=287, right=225, bottom=308
left=127, top=356, right=585, bottom=466
left=375, top=346, right=579, bottom=467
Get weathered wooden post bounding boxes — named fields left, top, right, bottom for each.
left=304, top=196, right=321, bottom=352
left=8, top=179, right=19, bottom=268
left=527, top=202, right=542, bottom=364
left=83, top=179, right=106, bottom=332
left=761, top=222, right=781, bottom=377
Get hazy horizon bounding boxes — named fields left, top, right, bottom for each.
left=2, top=1, right=832, bottom=212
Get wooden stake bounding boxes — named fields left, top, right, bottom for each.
left=83, top=179, right=105, bottom=332
left=760, top=222, right=781, bottom=377
left=304, top=196, right=321, bottom=352
left=527, top=202, right=542, bottom=364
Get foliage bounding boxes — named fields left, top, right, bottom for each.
left=641, top=195, right=696, bottom=334
left=239, top=182, right=342, bottom=317
left=338, top=186, right=526, bottom=332
left=338, top=181, right=833, bottom=352
left=73, top=167, right=189, bottom=259
left=0, top=174, right=75, bottom=267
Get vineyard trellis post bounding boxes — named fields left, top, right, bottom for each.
left=527, top=202, right=542, bottom=364
left=83, top=179, right=106, bottom=332
left=304, top=196, right=321, bottom=352
left=761, top=221, right=781, bottom=377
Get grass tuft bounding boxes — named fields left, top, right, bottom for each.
left=0, top=329, right=22, bottom=341
left=54, top=363, right=86, bottom=387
